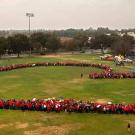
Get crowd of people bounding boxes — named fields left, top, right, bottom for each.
left=0, top=62, right=134, bottom=114
left=0, top=98, right=135, bottom=114
left=89, top=70, right=135, bottom=79
left=0, top=62, right=110, bottom=72
left=0, top=61, right=134, bottom=79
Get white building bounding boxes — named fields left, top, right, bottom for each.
left=117, top=32, right=135, bottom=39
left=127, top=32, right=135, bottom=39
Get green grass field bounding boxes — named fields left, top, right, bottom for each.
left=0, top=54, right=135, bottom=135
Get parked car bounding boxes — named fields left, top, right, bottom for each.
left=100, top=54, right=114, bottom=61
left=123, top=58, right=133, bottom=63
left=129, top=70, right=135, bottom=74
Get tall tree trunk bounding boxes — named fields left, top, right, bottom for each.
left=29, top=48, right=31, bottom=56
left=101, top=48, right=104, bottom=54
left=40, top=46, right=43, bottom=54
left=17, top=52, right=20, bottom=58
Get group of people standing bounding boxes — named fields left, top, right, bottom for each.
left=0, top=61, right=109, bottom=72
left=0, top=98, right=135, bottom=114
left=0, top=61, right=134, bottom=79
left=89, top=70, right=135, bottom=79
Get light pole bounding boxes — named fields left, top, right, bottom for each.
left=26, top=13, right=34, bottom=36
left=26, top=13, right=34, bottom=55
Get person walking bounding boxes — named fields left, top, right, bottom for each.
left=81, top=73, right=83, bottom=79
left=127, top=123, right=131, bottom=132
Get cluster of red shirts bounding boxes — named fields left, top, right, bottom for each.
left=0, top=98, right=135, bottom=114
left=0, top=62, right=109, bottom=72
left=0, top=61, right=134, bottom=79
left=89, top=70, right=135, bottom=79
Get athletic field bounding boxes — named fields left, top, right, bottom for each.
left=0, top=54, right=135, bottom=135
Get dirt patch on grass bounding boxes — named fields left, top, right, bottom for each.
left=96, top=99, right=111, bottom=104
left=0, top=124, right=8, bottom=129
left=15, top=122, right=29, bottom=129
left=43, top=115, right=61, bottom=120
left=0, top=123, right=14, bottom=129
left=69, top=79, right=85, bottom=84
left=32, top=123, right=42, bottom=127
left=125, top=120, right=135, bottom=128
left=0, top=122, right=30, bottom=130
left=24, top=123, right=82, bottom=135
left=39, top=55, right=63, bottom=58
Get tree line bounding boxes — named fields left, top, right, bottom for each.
left=0, top=31, right=135, bottom=58
left=61, top=33, right=135, bottom=56
left=0, top=32, right=89, bottom=57
left=0, top=32, right=61, bottom=57
left=90, top=34, right=135, bottom=55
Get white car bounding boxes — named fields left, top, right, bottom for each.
left=123, top=59, right=133, bottom=63
left=100, top=54, right=112, bottom=59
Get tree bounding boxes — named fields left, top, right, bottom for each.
left=61, top=39, right=77, bottom=51
left=74, top=33, right=88, bottom=51
left=111, top=34, right=135, bottom=56
left=30, top=32, right=49, bottom=53
left=0, top=37, right=7, bottom=58
left=91, top=34, right=113, bottom=49
left=46, top=34, right=61, bottom=52
left=96, top=27, right=111, bottom=35
left=8, top=34, right=29, bottom=57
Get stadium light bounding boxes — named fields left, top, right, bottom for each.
left=26, top=13, right=34, bottom=36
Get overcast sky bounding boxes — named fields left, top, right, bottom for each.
left=0, top=0, right=134, bottom=30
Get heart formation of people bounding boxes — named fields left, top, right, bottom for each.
left=0, top=61, right=134, bottom=114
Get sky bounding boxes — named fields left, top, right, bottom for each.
left=0, top=0, right=134, bottom=30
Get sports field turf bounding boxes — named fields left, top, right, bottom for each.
left=0, top=54, right=135, bottom=135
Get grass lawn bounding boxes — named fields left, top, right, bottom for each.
left=0, top=54, right=135, bottom=135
